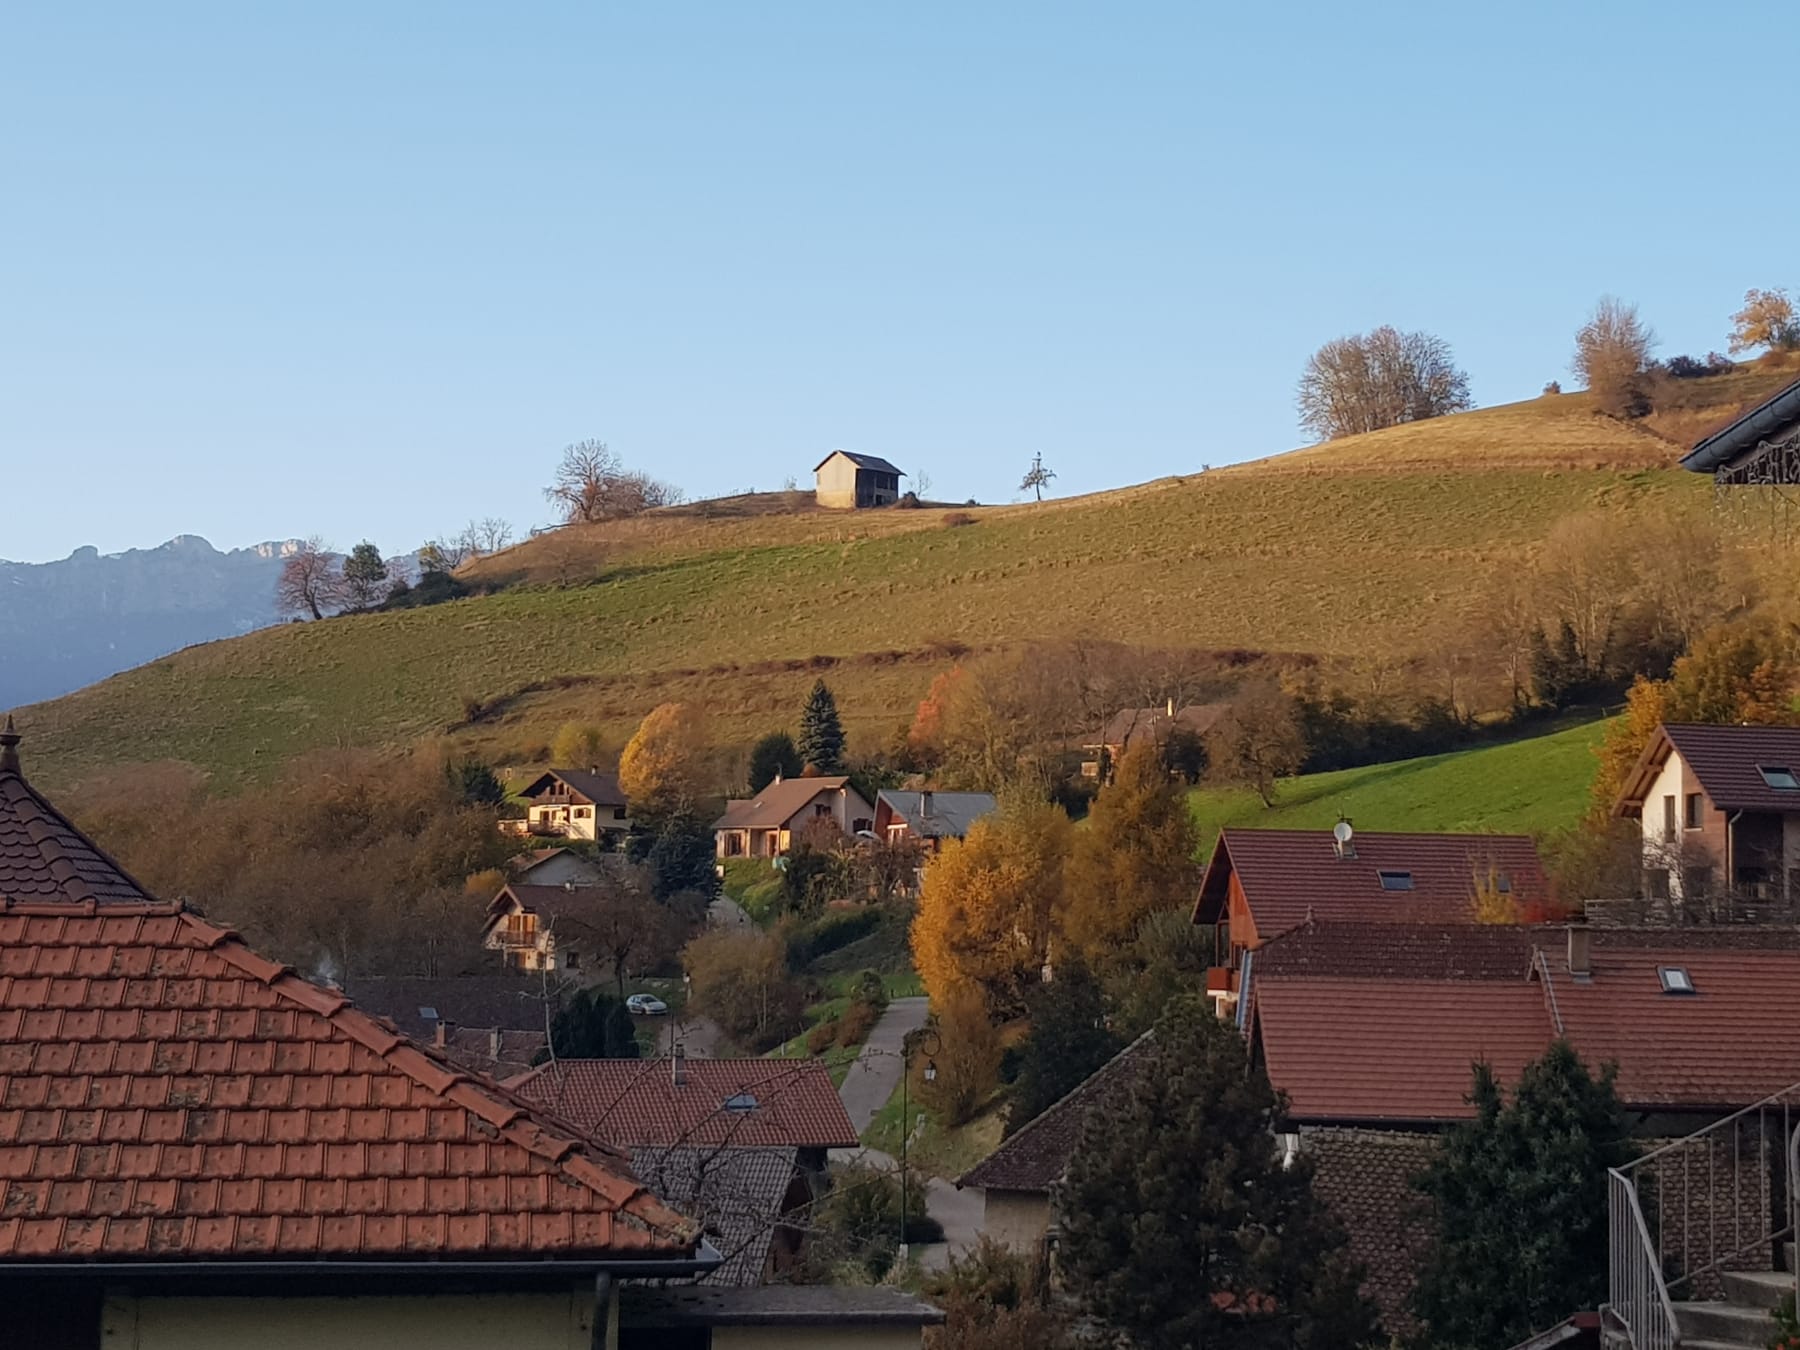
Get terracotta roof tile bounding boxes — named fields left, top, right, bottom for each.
left=1196, top=829, right=1555, bottom=939
left=1251, top=923, right=1800, bottom=1121
left=512, top=1059, right=857, bottom=1151
left=0, top=895, right=702, bottom=1264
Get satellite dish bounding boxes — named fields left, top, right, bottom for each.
left=1332, top=819, right=1354, bottom=846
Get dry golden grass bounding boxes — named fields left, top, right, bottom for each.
left=19, top=367, right=1784, bottom=792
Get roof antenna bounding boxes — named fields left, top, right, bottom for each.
left=0, top=715, right=19, bottom=776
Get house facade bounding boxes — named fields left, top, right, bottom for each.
left=1613, top=721, right=1800, bottom=911
left=713, top=776, right=875, bottom=859
left=872, top=789, right=997, bottom=854
left=507, top=845, right=605, bottom=887
left=509, top=768, right=631, bottom=841
left=481, top=881, right=602, bottom=972
left=1081, top=700, right=1229, bottom=778
left=814, top=450, right=903, bottom=509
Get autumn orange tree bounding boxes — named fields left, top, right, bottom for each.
left=1059, top=743, right=1201, bottom=961
left=618, top=702, right=710, bottom=815
left=912, top=799, right=1072, bottom=1017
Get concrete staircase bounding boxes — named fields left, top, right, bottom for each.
left=1672, top=1244, right=1794, bottom=1350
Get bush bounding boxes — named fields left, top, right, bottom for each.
left=811, top=1164, right=942, bottom=1280
left=942, top=511, right=977, bottom=527
left=806, top=1020, right=840, bottom=1055
left=1542, top=380, right=1562, bottom=395
left=836, top=998, right=880, bottom=1048
left=683, top=929, right=804, bottom=1050
left=1663, top=352, right=1734, bottom=380
left=784, top=906, right=883, bottom=968
left=897, top=491, right=922, bottom=509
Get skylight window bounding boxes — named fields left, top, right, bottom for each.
left=1759, top=765, right=1800, bottom=790
left=1377, top=870, right=1415, bottom=891
left=1658, top=966, right=1696, bottom=995
left=723, top=1092, right=758, bottom=1112
left=418, top=1006, right=439, bottom=1021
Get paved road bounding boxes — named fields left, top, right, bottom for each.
left=837, top=996, right=929, bottom=1136
left=707, top=895, right=753, bottom=930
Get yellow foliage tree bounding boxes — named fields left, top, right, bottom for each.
left=1059, top=743, right=1202, bottom=962
left=920, top=982, right=1004, bottom=1126
left=1728, top=288, right=1800, bottom=355
left=618, top=702, right=709, bottom=816
left=911, top=800, right=1072, bottom=1017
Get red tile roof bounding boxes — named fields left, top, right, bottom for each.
left=0, top=897, right=700, bottom=1264
left=1251, top=923, right=1800, bottom=1122
left=511, top=1059, right=858, bottom=1151
left=0, top=721, right=156, bottom=907
left=1256, top=977, right=1553, bottom=1123
left=1195, top=829, right=1554, bottom=939
left=1615, top=722, right=1800, bottom=816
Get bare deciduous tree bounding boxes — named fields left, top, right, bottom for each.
left=469, top=517, right=515, bottom=554
left=1020, top=453, right=1055, bottom=502
left=1573, top=296, right=1657, bottom=418
left=275, top=537, right=347, bottom=621
left=545, top=439, right=683, bottom=523
left=1296, top=326, right=1473, bottom=441
left=1205, top=681, right=1305, bottom=807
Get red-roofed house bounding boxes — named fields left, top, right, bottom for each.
left=1614, top=722, right=1800, bottom=910
left=0, top=718, right=715, bottom=1347
left=1193, top=826, right=1555, bottom=1014
left=712, top=776, right=874, bottom=860
left=1244, top=919, right=1800, bottom=1335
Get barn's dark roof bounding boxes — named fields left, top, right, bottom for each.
left=812, top=450, right=904, bottom=476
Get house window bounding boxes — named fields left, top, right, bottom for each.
left=1685, top=793, right=1703, bottom=829
left=851, top=817, right=872, bottom=834
left=1758, top=765, right=1800, bottom=790
left=1661, top=795, right=1677, bottom=840
left=1495, top=873, right=1512, bottom=894
left=614, top=807, right=628, bottom=820
left=1658, top=966, right=1695, bottom=995
left=813, top=804, right=830, bottom=818
left=1377, top=870, right=1414, bottom=891
left=563, top=949, right=581, bottom=971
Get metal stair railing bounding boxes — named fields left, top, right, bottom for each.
left=1605, top=1080, right=1800, bottom=1349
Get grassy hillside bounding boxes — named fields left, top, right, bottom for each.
left=1189, top=718, right=1609, bottom=851
left=18, top=367, right=1786, bottom=791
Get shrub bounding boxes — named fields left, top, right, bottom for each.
left=942, top=511, right=977, bottom=528
left=897, top=492, right=922, bottom=509
left=1542, top=380, right=1562, bottom=395
left=811, top=1163, right=942, bottom=1280
left=836, top=998, right=880, bottom=1048
left=806, top=1019, right=840, bottom=1055
left=784, top=905, right=883, bottom=967
left=1663, top=352, right=1733, bottom=379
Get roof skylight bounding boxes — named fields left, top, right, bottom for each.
left=1658, top=966, right=1696, bottom=995
left=1759, top=765, right=1800, bottom=790
left=1377, top=870, right=1415, bottom=891
left=418, top=1006, right=439, bottom=1021
left=723, top=1092, right=759, bottom=1112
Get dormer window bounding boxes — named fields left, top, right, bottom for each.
left=1378, top=870, right=1414, bottom=891
left=1759, top=765, right=1800, bottom=790
left=1658, top=966, right=1696, bottom=995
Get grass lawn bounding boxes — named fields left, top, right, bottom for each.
left=720, top=859, right=785, bottom=923
left=1189, top=716, right=1609, bottom=851
left=861, top=1083, right=1006, bottom=1181
left=29, top=373, right=1779, bottom=792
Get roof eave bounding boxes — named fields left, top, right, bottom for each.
left=1683, top=375, right=1800, bottom=472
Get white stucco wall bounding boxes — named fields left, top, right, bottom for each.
left=108, top=1289, right=601, bottom=1350
left=980, top=1188, right=1052, bottom=1253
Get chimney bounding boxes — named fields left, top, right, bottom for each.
left=564, top=880, right=576, bottom=892
left=433, top=1018, right=455, bottom=1049
left=489, top=1027, right=504, bottom=1060
left=1566, top=927, right=1593, bottom=980
left=921, top=790, right=934, bottom=819
left=672, top=1041, right=687, bottom=1087
left=0, top=715, right=20, bottom=777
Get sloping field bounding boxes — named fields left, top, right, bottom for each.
left=1188, top=718, right=1608, bottom=851
left=20, top=375, right=1769, bottom=791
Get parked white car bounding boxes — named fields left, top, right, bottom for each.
left=626, top=993, right=669, bottom=1016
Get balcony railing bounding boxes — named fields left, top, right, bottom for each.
left=1606, top=1082, right=1800, bottom=1348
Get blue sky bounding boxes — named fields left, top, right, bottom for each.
left=4, top=2, right=1797, bottom=562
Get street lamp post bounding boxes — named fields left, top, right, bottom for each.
left=898, top=1028, right=940, bottom=1262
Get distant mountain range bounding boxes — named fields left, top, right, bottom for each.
left=1, top=535, right=301, bottom=709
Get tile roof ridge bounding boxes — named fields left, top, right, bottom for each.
left=0, top=896, right=182, bottom=916
left=958, top=1029, right=1154, bottom=1189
